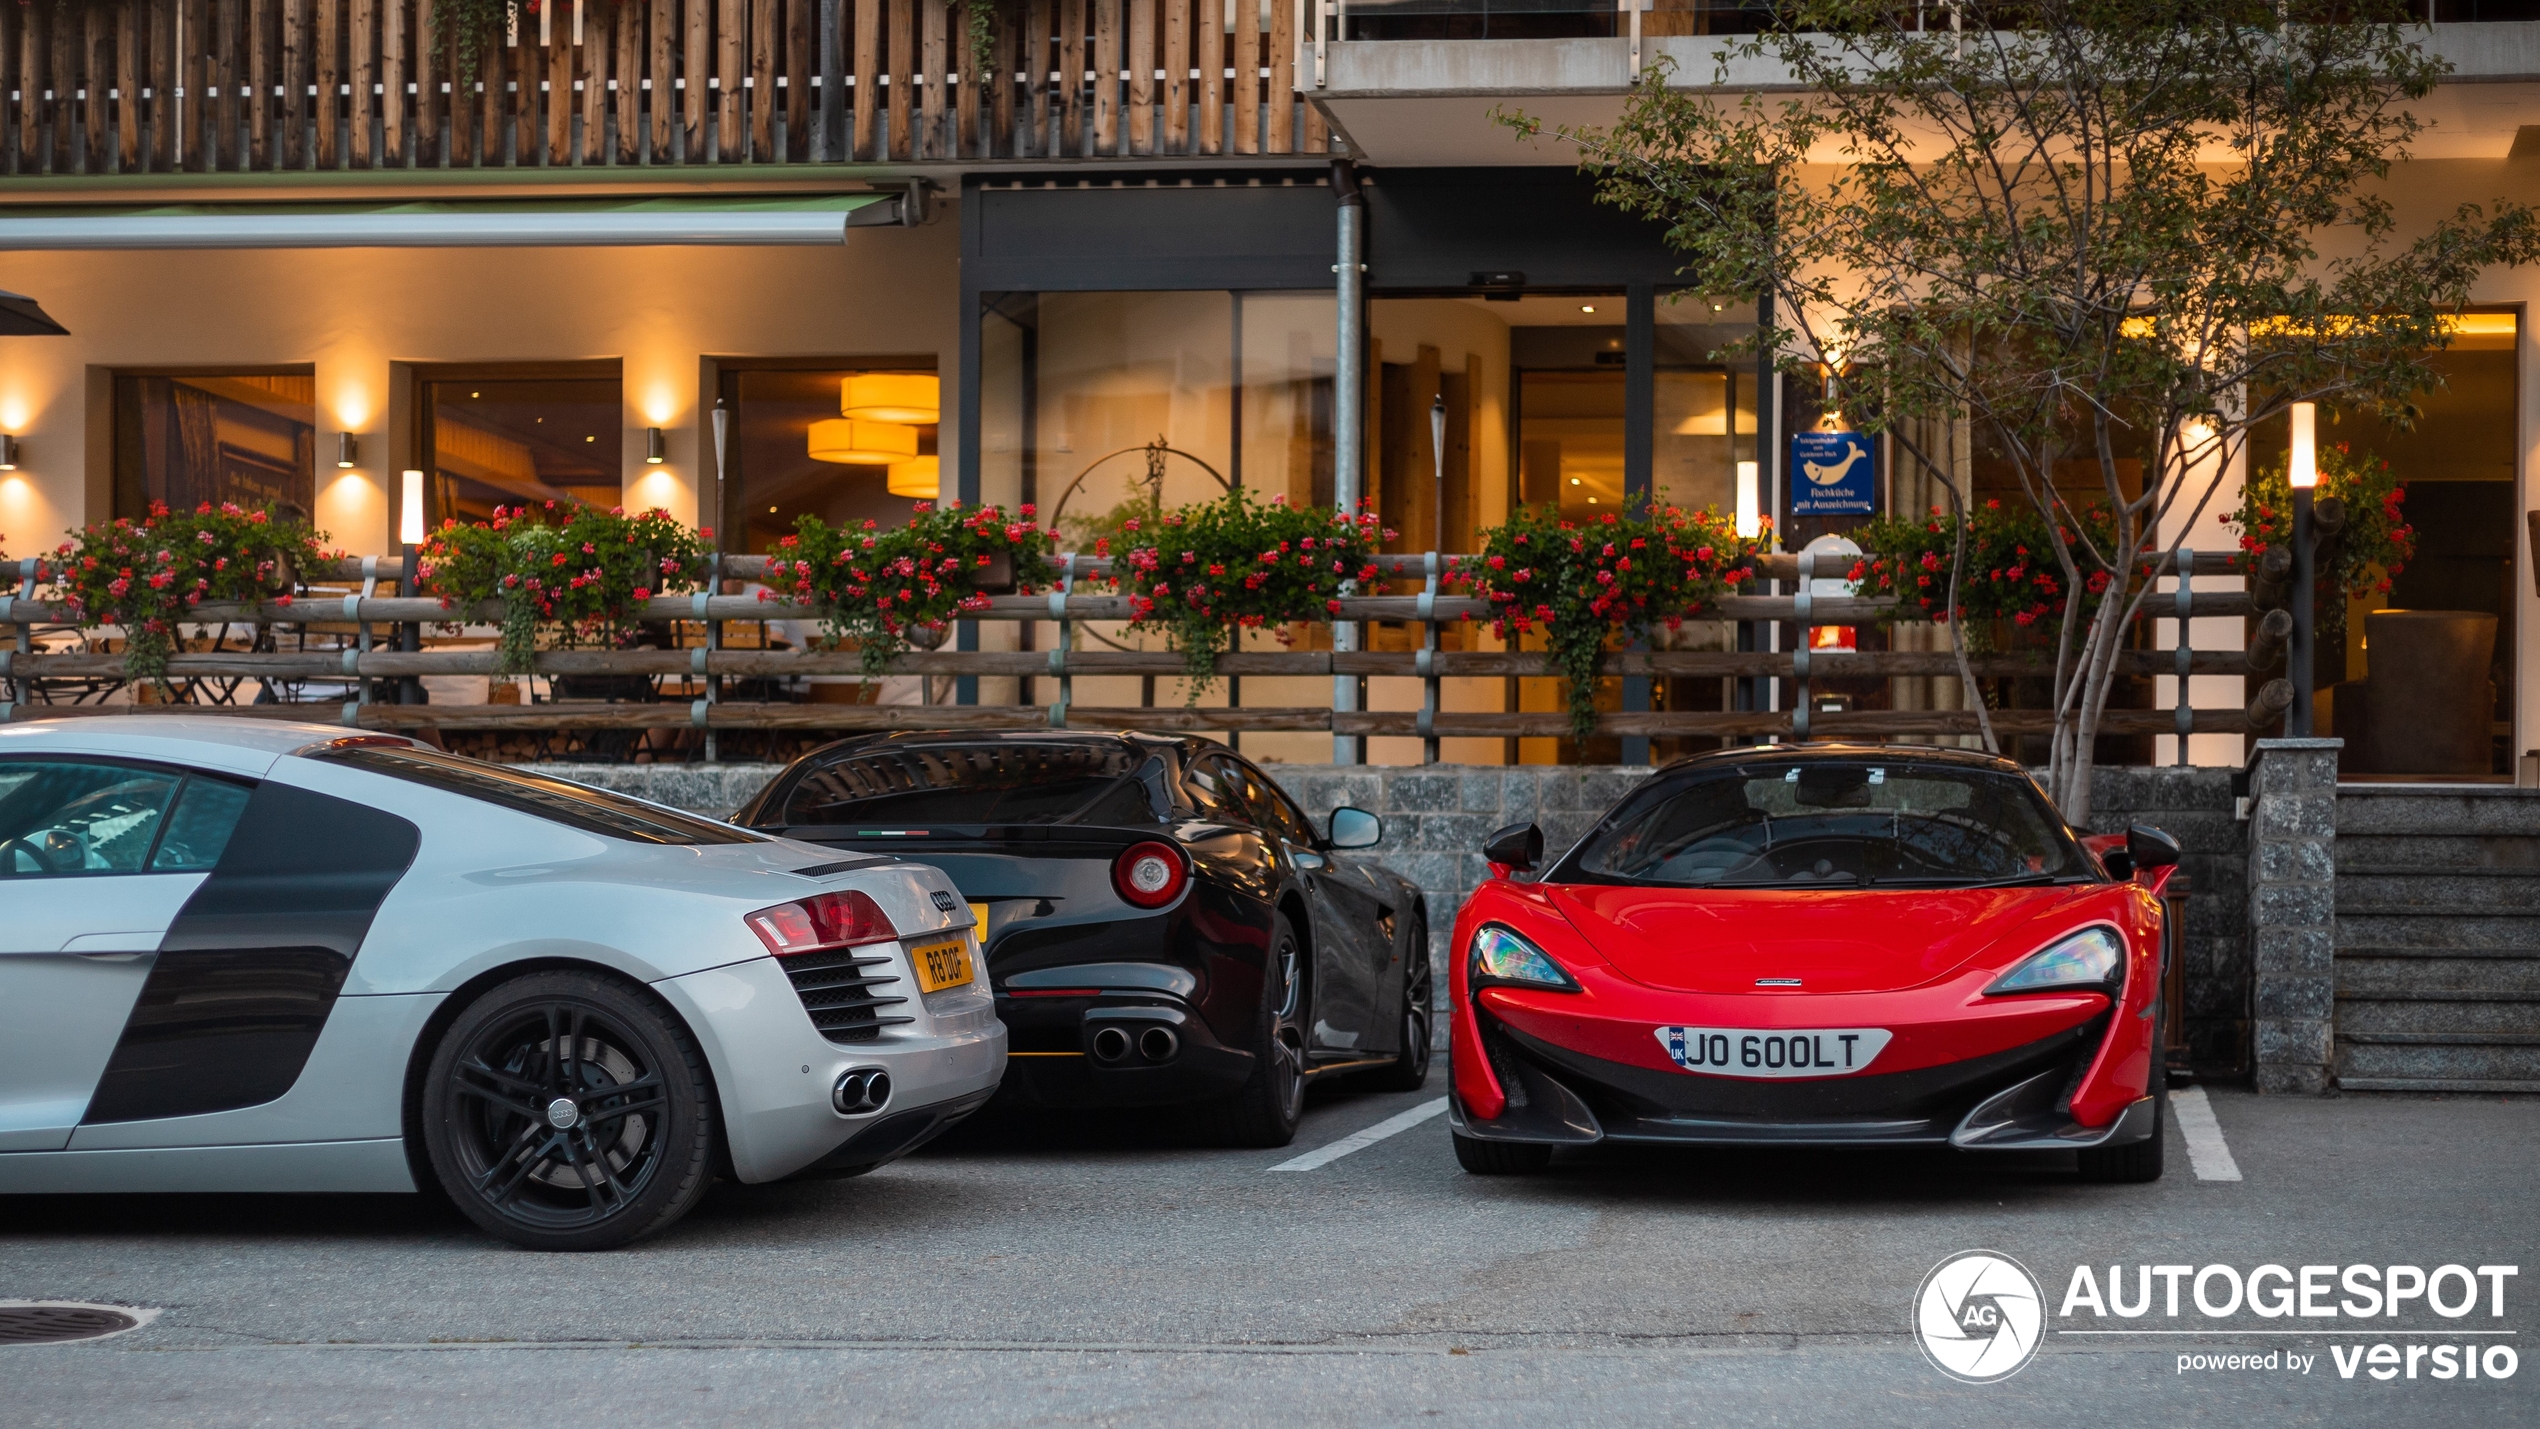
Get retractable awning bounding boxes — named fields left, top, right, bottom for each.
left=0, top=193, right=904, bottom=250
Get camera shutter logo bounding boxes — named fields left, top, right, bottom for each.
left=1914, top=1250, right=2046, bottom=1383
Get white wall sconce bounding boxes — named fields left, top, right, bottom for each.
left=2288, top=402, right=2317, bottom=489
left=646, top=427, right=667, bottom=464
left=336, top=432, right=359, bottom=469
left=400, top=470, right=426, bottom=546
left=1734, top=460, right=1760, bottom=540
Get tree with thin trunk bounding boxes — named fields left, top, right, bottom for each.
left=1505, top=0, right=2537, bottom=820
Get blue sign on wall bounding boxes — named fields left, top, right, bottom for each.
left=1789, top=431, right=1877, bottom=516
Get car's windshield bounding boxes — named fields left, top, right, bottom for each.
left=1557, top=760, right=2086, bottom=889
left=775, top=743, right=1164, bottom=827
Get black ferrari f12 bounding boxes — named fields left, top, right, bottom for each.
left=735, top=732, right=1431, bottom=1146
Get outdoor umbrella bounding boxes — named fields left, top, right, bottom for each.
left=0, top=289, right=68, bottom=335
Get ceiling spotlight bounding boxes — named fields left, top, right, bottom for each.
left=1580, top=304, right=1597, bottom=314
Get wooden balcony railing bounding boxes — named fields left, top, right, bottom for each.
left=1, top=549, right=2287, bottom=753
left=0, top=0, right=1327, bottom=178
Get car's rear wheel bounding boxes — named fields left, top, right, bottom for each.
left=1363, top=907, right=1432, bottom=1093
left=1452, top=1132, right=1552, bottom=1175
left=420, top=970, right=717, bottom=1251
left=2077, top=1004, right=2168, bottom=1185
left=1194, top=914, right=1307, bottom=1148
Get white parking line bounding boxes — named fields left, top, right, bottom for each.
left=2170, top=1085, right=2243, bottom=1181
left=1267, top=1097, right=1450, bottom=1172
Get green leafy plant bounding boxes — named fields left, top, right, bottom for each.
left=1452, top=502, right=1759, bottom=743
left=414, top=501, right=707, bottom=676
left=48, top=501, right=334, bottom=687
left=1111, top=490, right=1388, bottom=698
left=2226, top=440, right=2416, bottom=649
left=763, top=500, right=1058, bottom=677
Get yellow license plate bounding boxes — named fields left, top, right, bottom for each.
left=969, top=901, right=991, bottom=943
left=910, top=935, right=975, bottom=994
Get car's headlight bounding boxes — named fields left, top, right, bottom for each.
left=1987, top=925, right=2126, bottom=995
left=1470, top=924, right=1579, bottom=991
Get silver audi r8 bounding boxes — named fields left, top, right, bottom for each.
left=0, top=715, right=1006, bottom=1250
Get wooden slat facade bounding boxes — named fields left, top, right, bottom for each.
left=0, top=0, right=1325, bottom=174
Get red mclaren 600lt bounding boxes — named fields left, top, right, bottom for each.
left=1447, top=745, right=2177, bottom=1183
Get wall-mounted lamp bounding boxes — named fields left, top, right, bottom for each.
left=646, top=427, right=666, bottom=464
left=336, top=432, right=359, bottom=469
left=2288, top=402, right=2317, bottom=490
left=1734, top=460, right=1760, bottom=540
left=400, top=470, right=426, bottom=547
left=0, top=435, right=18, bottom=471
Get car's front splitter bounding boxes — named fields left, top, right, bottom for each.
left=1453, top=1011, right=2149, bottom=1152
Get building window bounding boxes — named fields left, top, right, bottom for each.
left=113, top=371, right=316, bottom=519
left=979, top=291, right=1334, bottom=537
left=717, top=362, right=941, bottom=555
left=420, top=372, right=622, bottom=525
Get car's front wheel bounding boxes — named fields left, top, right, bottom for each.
left=1452, top=1132, right=1552, bottom=1175
left=420, top=970, right=718, bottom=1251
left=2077, top=1004, right=2168, bottom=1184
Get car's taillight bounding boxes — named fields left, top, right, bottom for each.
left=745, top=890, right=899, bottom=957
left=1112, top=841, right=1188, bottom=909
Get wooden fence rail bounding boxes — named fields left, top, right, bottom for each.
left=0, top=0, right=1325, bottom=175
left=2, top=542, right=2278, bottom=747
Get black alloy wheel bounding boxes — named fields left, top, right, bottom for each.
left=420, top=970, right=717, bottom=1251
left=1195, top=913, right=1307, bottom=1147
left=1364, top=908, right=1433, bottom=1093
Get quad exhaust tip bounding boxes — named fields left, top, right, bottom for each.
left=1090, top=1026, right=1133, bottom=1064
left=1138, top=1026, right=1179, bottom=1063
left=832, top=1068, right=892, bottom=1115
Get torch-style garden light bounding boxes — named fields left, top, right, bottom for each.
left=2288, top=402, right=2318, bottom=737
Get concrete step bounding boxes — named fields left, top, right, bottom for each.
left=2339, top=1078, right=2540, bottom=1094
left=2337, top=965, right=2540, bottom=999
left=2334, top=996, right=2540, bottom=1036
left=2338, top=788, right=2540, bottom=838
left=2337, top=912, right=2540, bottom=951
left=2336, top=868, right=2540, bottom=910
left=2337, top=836, right=2540, bottom=871
left=2335, top=1034, right=2540, bottom=1083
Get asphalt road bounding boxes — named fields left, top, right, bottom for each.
left=4, top=1083, right=2534, bottom=1428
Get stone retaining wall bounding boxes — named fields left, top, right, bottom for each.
left=530, top=757, right=2257, bottom=1077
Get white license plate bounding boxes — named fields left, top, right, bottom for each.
left=1656, top=1026, right=1893, bottom=1078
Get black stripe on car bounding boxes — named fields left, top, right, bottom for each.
left=82, top=781, right=420, bottom=1125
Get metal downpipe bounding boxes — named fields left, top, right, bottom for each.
left=1333, top=160, right=1366, bottom=765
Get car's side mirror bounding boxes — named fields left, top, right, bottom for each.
left=2127, top=824, right=2182, bottom=872
left=1327, top=806, right=1382, bottom=850
left=1484, top=822, right=1544, bottom=875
